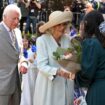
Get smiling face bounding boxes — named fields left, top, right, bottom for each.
left=3, top=10, right=20, bottom=30
left=51, top=22, right=68, bottom=41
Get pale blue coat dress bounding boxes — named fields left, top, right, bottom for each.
left=33, top=34, right=74, bottom=105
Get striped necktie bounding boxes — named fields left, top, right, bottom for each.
left=10, top=30, right=19, bottom=51
left=10, top=30, right=15, bottom=48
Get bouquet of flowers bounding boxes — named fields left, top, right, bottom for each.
left=53, top=37, right=82, bottom=73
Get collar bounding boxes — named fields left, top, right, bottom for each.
left=2, top=21, right=11, bottom=32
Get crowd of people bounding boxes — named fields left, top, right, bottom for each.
left=1, top=0, right=105, bottom=34
left=0, top=0, right=105, bottom=105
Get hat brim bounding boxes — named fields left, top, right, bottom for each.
left=39, top=11, right=73, bottom=33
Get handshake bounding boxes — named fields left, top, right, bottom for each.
left=57, top=68, right=75, bottom=80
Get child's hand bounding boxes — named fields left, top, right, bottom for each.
left=74, top=98, right=81, bottom=105
left=29, top=58, right=34, bottom=63
left=34, top=53, right=37, bottom=59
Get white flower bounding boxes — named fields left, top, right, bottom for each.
left=63, top=53, right=73, bottom=59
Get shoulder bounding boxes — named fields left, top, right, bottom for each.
left=37, top=34, right=51, bottom=42
left=82, top=37, right=102, bottom=51
left=0, top=22, right=2, bottom=27
left=0, top=22, right=4, bottom=30
left=83, top=37, right=100, bottom=45
left=0, top=23, right=6, bottom=34
left=62, top=35, right=70, bottom=41
left=61, top=35, right=71, bottom=45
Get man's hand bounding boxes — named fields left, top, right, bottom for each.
left=19, top=66, right=27, bottom=74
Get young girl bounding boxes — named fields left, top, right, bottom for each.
left=20, top=37, right=38, bottom=105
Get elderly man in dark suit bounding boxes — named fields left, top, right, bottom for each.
left=0, top=4, right=28, bottom=105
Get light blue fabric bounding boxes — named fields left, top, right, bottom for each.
left=33, top=34, right=74, bottom=105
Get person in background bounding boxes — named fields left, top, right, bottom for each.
left=84, top=2, right=94, bottom=14
left=33, top=11, right=74, bottom=105
left=64, top=5, right=71, bottom=12
left=20, top=20, right=45, bottom=105
left=0, top=4, right=28, bottom=105
left=74, top=86, right=87, bottom=105
left=20, top=21, right=45, bottom=105
left=98, top=0, right=105, bottom=19
left=36, top=20, right=45, bottom=37
left=17, top=0, right=30, bottom=34
left=71, top=0, right=85, bottom=27
left=25, top=0, right=41, bottom=35
left=20, top=37, right=37, bottom=105
left=70, top=10, right=105, bottom=105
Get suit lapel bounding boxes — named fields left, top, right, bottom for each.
left=0, top=23, right=19, bottom=56
left=13, top=30, right=19, bottom=52
left=0, top=23, right=19, bottom=52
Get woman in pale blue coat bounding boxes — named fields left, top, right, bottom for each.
left=33, top=11, right=74, bottom=105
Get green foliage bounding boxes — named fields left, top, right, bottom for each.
left=71, top=37, right=82, bottom=63
left=53, top=47, right=65, bottom=60
left=53, top=36, right=82, bottom=63
left=53, top=52, right=60, bottom=60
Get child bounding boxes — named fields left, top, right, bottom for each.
left=74, top=86, right=87, bottom=105
left=20, top=37, right=37, bottom=105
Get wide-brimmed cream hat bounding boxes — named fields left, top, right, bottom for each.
left=39, top=11, right=73, bottom=33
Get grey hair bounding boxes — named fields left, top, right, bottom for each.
left=3, top=4, right=21, bottom=20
